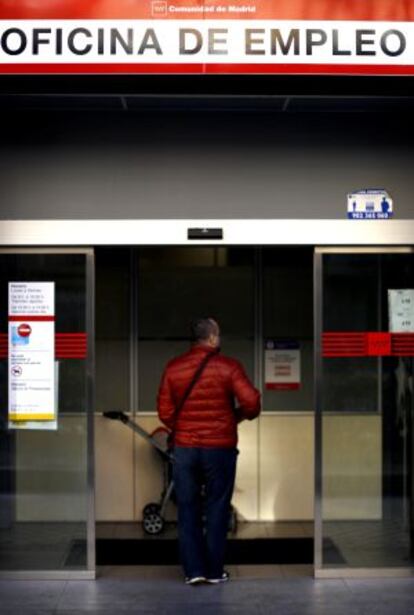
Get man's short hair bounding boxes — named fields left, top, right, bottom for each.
left=190, top=318, right=218, bottom=343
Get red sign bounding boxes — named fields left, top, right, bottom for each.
left=322, top=332, right=398, bottom=357
left=366, top=332, right=392, bottom=356
left=17, top=323, right=32, bottom=337
left=0, top=1, right=413, bottom=75
left=0, top=1, right=412, bottom=21
left=266, top=383, right=300, bottom=391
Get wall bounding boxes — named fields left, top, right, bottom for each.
left=15, top=413, right=381, bottom=522
left=1, top=111, right=414, bottom=221
left=93, top=414, right=380, bottom=523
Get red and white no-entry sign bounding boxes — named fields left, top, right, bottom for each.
left=17, top=323, right=32, bottom=337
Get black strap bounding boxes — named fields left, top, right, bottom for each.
left=170, top=349, right=217, bottom=444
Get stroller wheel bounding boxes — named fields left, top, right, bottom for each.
left=143, top=503, right=165, bottom=535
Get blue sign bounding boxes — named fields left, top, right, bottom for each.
left=11, top=326, right=30, bottom=346
left=347, top=189, right=393, bottom=219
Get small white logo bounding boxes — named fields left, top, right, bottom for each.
left=152, top=1, right=168, bottom=16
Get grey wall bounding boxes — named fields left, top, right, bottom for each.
left=1, top=110, right=414, bottom=220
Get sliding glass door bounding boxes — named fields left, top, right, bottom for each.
left=315, top=248, right=414, bottom=576
left=0, top=249, right=95, bottom=578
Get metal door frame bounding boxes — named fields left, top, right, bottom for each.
left=314, top=246, right=414, bottom=578
left=0, top=247, right=95, bottom=580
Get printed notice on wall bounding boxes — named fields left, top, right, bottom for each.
left=265, top=340, right=301, bottom=391
left=8, top=282, right=57, bottom=430
left=388, top=289, right=414, bottom=332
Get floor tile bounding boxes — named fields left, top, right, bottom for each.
left=161, top=605, right=262, bottom=615
left=281, top=565, right=314, bottom=577
left=301, top=524, right=315, bottom=538
left=358, top=603, right=414, bottom=615
left=95, top=525, right=116, bottom=539
left=235, top=564, right=283, bottom=579
left=56, top=611, right=159, bottom=615
left=1, top=567, right=414, bottom=615
left=0, top=610, right=56, bottom=615
left=98, top=565, right=182, bottom=580
left=265, top=523, right=308, bottom=538
left=0, top=579, right=66, bottom=608
left=345, top=577, right=414, bottom=602
left=256, top=603, right=363, bottom=615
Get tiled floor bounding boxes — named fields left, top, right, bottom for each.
left=1, top=522, right=314, bottom=571
left=324, top=520, right=414, bottom=568
left=1, top=566, right=414, bottom=614
left=96, top=521, right=314, bottom=540
left=3, top=520, right=414, bottom=571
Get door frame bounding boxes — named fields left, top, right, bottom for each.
left=314, top=246, right=414, bottom=578
left=0, top=247, right=95, bottom=580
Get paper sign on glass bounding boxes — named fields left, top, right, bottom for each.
left=388, top=289, right=414, bottom=332
left=265, top=339, right=301, bottom=391
left=8, top=282, right=56, bottom=428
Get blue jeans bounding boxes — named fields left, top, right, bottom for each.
left=173, top=446, right=238, bottom=579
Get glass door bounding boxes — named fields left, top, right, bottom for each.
left=0, top=249, right=95, bottom=578
left=315, top=248, right=414, bottom=576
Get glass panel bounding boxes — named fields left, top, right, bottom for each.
left=321, top=252, right=414, bottom=570
left=137, top=247, right=255, bottom=412
left=96, top=248, right=130, bottom=412
left=0, top=253, right=90, bottom=571
left=263, top=247, right=313, bottom=411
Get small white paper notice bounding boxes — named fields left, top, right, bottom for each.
left=388, top=289, right=414, bottom=332
left=265, top=339, right=301, bottom=391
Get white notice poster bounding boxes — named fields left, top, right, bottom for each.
left=8, top=282, right=56, bottom=429
left=265, top=340, right=301, bottom=391
left=388, top=289, right=414, bottom=332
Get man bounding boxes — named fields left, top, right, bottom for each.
left=157, top=317, right=261, bottom=585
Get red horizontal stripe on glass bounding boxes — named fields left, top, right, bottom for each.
left=322, top=332, right=366, bottom=357
left=56, top=333, right=87, bottom=359
left=8, top=315, right=55, bottom=321
left=56, top=336, right=87, bottom=341
left=323, top=332, right=414, bottom=357
left=56, top=344, right=86, bottom=347
left=0, top=332, right=87, bottom=359
left=392, top=333, right=414, bottom=356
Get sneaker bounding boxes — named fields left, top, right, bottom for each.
left=206, top=571, right=230, bottom=584
left=185, top=576, right=206, bottom=585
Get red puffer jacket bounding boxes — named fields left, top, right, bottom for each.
left=157, top=344, right=261, bottom=448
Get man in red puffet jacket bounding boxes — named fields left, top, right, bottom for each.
left=157, top=317, right=261, bottom=586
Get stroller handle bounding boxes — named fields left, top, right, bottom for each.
left=103, top=410, right=172, bottom=459
left=103, top=410, right=129, bottom=423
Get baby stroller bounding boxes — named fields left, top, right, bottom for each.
left=103, top=410, right=238, bottom=536
left=103, top=411, right=174, bottom=535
